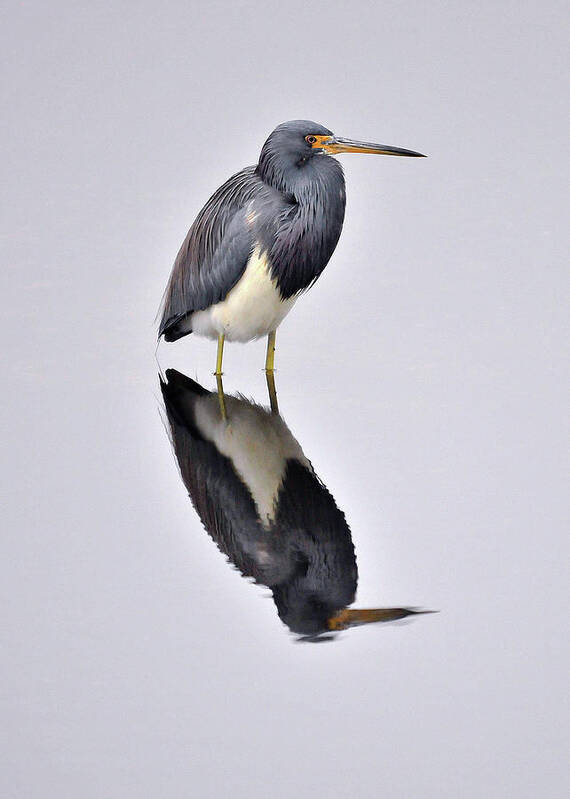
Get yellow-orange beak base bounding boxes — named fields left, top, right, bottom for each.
left=310, top=135, right=426, bottom=158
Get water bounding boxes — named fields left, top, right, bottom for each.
left=2, top=2, right=567, bottom=796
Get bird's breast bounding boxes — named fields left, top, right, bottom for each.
left=191, top=245, right=297, bottom=342
left=193, top=394, right=310, bottom=527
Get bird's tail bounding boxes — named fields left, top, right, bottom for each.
left=159, top=369, right=210, bottom=434
left=160, top=314, right=193, bottom=342
left=161, top=368, right=209, bottom=397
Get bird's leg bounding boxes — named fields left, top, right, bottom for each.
left=265, top=330, right=276, bottom=373
left=214, top=334, right=227, bottom=420
left=215, top=373, right=228, bottom=422
left=264, top=331, right=278, bottom=413
left=215, top=333, right=225, bottom=376
left=265, top=370, right=279, bottom=415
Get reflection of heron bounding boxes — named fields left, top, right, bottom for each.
left=158, top=120, right=425, bottom=375
left=161, top=369, right=431, bottom=638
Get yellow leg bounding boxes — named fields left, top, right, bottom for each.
left=265, top=330, right=276, bottom=373
left=216, top=373, right=227, bottom=422
left=265, top=370, right=279, bottom=415
left=215, top=333, right=225, bottom=376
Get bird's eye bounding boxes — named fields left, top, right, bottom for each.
left=305, top=135, right=317, bottom=144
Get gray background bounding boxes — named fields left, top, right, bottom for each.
left=2, top=1, right=568, bottom=797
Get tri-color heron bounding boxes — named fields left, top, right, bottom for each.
left=158, top=120, right=425, bottom=374
left=161, top=368, right=431, bottom=637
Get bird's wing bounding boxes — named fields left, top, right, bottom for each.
left=158, top=166, right=266, bottom=340
left=160, top=370, right=293, bottom=586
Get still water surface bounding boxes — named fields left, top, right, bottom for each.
left=3, top=174, right=566, bottom=797
left=161, top=367, right=433, bottom=638
left=3, top=1, right=567, bottom=795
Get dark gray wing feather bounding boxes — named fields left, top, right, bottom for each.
left=158, top=166, right=266, bottom=341
left=160, top=370, right=294, bottom=585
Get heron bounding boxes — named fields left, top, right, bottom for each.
left=158, top=120, right=425, bottom=375
left=160, top=368, right=432, bottom=637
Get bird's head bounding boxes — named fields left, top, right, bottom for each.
left=257, top=119, right=425, bottom=193
left=269, top=525, right=431, bottom=639
left=272, top=574, right=429, bottom=639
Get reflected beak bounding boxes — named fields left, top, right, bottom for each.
left=328, top=607, right=435, bottom=631
left=313, top=135, right=426, bottom=158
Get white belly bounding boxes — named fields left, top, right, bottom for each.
left=190, top=247, right=297, bottom=342
left=194, top=394, right=311, bottom=528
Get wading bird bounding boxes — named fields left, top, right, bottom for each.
left=158, top=120, right=425, bottom=374
left=160, top=368, right=431, bottom=638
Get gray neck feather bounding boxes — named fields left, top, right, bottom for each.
left=256, top=152, right=347, bottom=298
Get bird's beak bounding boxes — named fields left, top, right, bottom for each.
left=327, top=607, right=434, bottom=631
left=312, top=135, right=426, bottom=158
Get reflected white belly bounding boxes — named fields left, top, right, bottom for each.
left=191, top=247, right=297, bottom=342
left=194, top=393, right=311, bottom=528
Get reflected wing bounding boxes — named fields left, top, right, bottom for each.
left=158, top=166, right=265, bottom=341
left=160, top=370, right=292, bottom=585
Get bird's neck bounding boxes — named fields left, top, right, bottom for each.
left=265, top=158, right=347, bottom=298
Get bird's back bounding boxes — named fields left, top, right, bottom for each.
left=158, top=166, right=270, bottom=341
